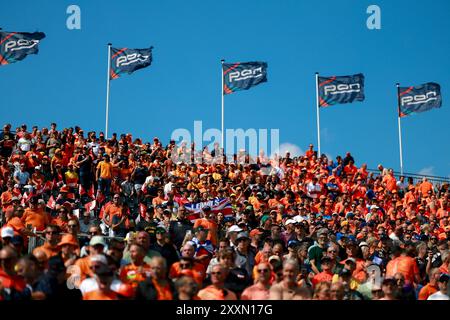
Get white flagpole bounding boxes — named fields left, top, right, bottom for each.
left=221, top=59, right=225, bottom=152
left=396, top=83, right=404, bottom=175
left=315, top=72, right=321, bottom=156
left=105, top=43, right=112, bottom=139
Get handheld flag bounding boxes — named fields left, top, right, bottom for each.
left=0, top=31, right=46, bottom=66
left=185, top=198, right=233, bottom=222
left=318, top=73, right=365, bottom=107
left=110, top=46, right=153, bottom=80
left=223, top=62, right=267, bottom=94
left=398, top=82, right=442, bottom=117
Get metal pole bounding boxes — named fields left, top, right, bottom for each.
left=396, top=83, right=404, bottom=175
left=221, top=59, right=225, bottom=152
left=105, top=43, right=112, bottom=139
left=315, top=72, right=321, bottom=156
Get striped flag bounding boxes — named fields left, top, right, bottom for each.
left=185, top=198, right=233, bottom=222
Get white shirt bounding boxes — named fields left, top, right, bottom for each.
left=79, top=277, right=123, bottom=295
left=427, top=291, right=450, bottom=300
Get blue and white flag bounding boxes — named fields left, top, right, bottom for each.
left=318, top=73, right=365, bottom=107
left=398, top=82, right=442, bottom=117
left=0, top=31, right=46, bottom=66
left=110, top=46, right=153, bottom=80
left=223, top=61, right=267, bottom=94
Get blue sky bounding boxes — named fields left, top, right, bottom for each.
left=1, top=0, right=449, bottom=177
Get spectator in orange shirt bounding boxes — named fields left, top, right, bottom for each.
left=135, top=256, right=174, bottom=300
left=312, top=256, right=334, bottom=287
left=96, top=154, right=113, bottom=196
left=418, top=268, right=441, bottom=300
left=198, top=264, right=237, bottom=300
left=174, top=275, right=201, bottom=300
left=385, top=245, right=420, bottom=285
left=193, top=206, right=218, bottom=247
left=21, top=196, right=49, bottom=232
left=418, top=177, right=434, bottom=198
left=241, top=262, right=272, bottom=300
left=120, top=243, right=152, bottom=289
left=33, top=224, right=61, bottom=259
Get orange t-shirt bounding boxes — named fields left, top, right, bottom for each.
left=21, top=208, right=49, bottom=231
left=418, top=283, right=438, bottom=300
left=168, top=262, right=205, bottom=285
left=193, top=218, right=218, bottom=247
left=198, top=286, right=237, bottom=300
left=97, top=161, right=113, bottom=179
left=385, top=256, right=419, bottom=284
left=419, top=181, right=433, bottom=196
left=383, top=175, right=397, bottom=192
left=119, top=263, right=152, bottom=288
left=152, top=279, right=173, bottom=300
left=83, top=290, right=118, bottom=300
left=33, top=242, right=60, bottom=259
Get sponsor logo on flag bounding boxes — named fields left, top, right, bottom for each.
left=318, top=73, right=365, bottom=107
left=185, top=198, right=233, bottom=222
left=0, top=31, right=46, bottom=66
left=110, top=46, right=153, bottom=80
left=398, top=82, right=442, bottom=117
left=223, top=62, right=268, bottom=94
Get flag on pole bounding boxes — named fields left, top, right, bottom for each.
left=110, top=46, right=153, bottom=80
left=0, top=31, right=46, bottom=66
left=318, top=73, right=365, bottom=107
left=398, top=82, right=442, bottom=117
left=223, top=62, right=268, bottom=94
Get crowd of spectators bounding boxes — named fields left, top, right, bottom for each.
left=0, top=122, right=449, bottom=300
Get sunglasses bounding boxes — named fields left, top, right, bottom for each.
left=68, top=224, right=77, bottom=228
left=211, top=271, right=223, bottom=275
left=180, top=263, right=191, bottom=268
left=46, top=231, right=58, bottom=235
left=257, top=269, right=270, bottom=273
left=328, top=250, right=337, bottom=253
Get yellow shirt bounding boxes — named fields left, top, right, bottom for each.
left=97, top=161, right=113, bottom=179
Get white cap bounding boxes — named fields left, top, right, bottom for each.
left=359, top=241, right=369, bottom=248
left=1, top=227, right=14, bottom=238
left=90, top=254, right=108, bottom=265
left=293, top=215, right=306, bottom=223
left=285, top=219, right=296, bottom=226
left=228, top=225, right=243, bottom=233
left=370, top=205, right=379, bottom=210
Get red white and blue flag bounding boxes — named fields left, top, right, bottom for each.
left=185, top=197, right=233, bottom=222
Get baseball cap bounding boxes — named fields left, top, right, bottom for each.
left=288, top=239, right=301, bottom=248
left=359, top=241, right=369, bottom=248
left=249, top=228, right=263, bottom=237
left=89, top=236, right=107, bottom=247
left=228, top=225, right=243, bottom=233
left=236, top=231, right=250, bottom=241
left=438, top=273, right=450, bottom=283
left=285, top=219, right=296, bottom=226
left=1, top=227, right=14, bottom=239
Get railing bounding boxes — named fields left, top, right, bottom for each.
left=367, top=169, right=450, bottom=186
